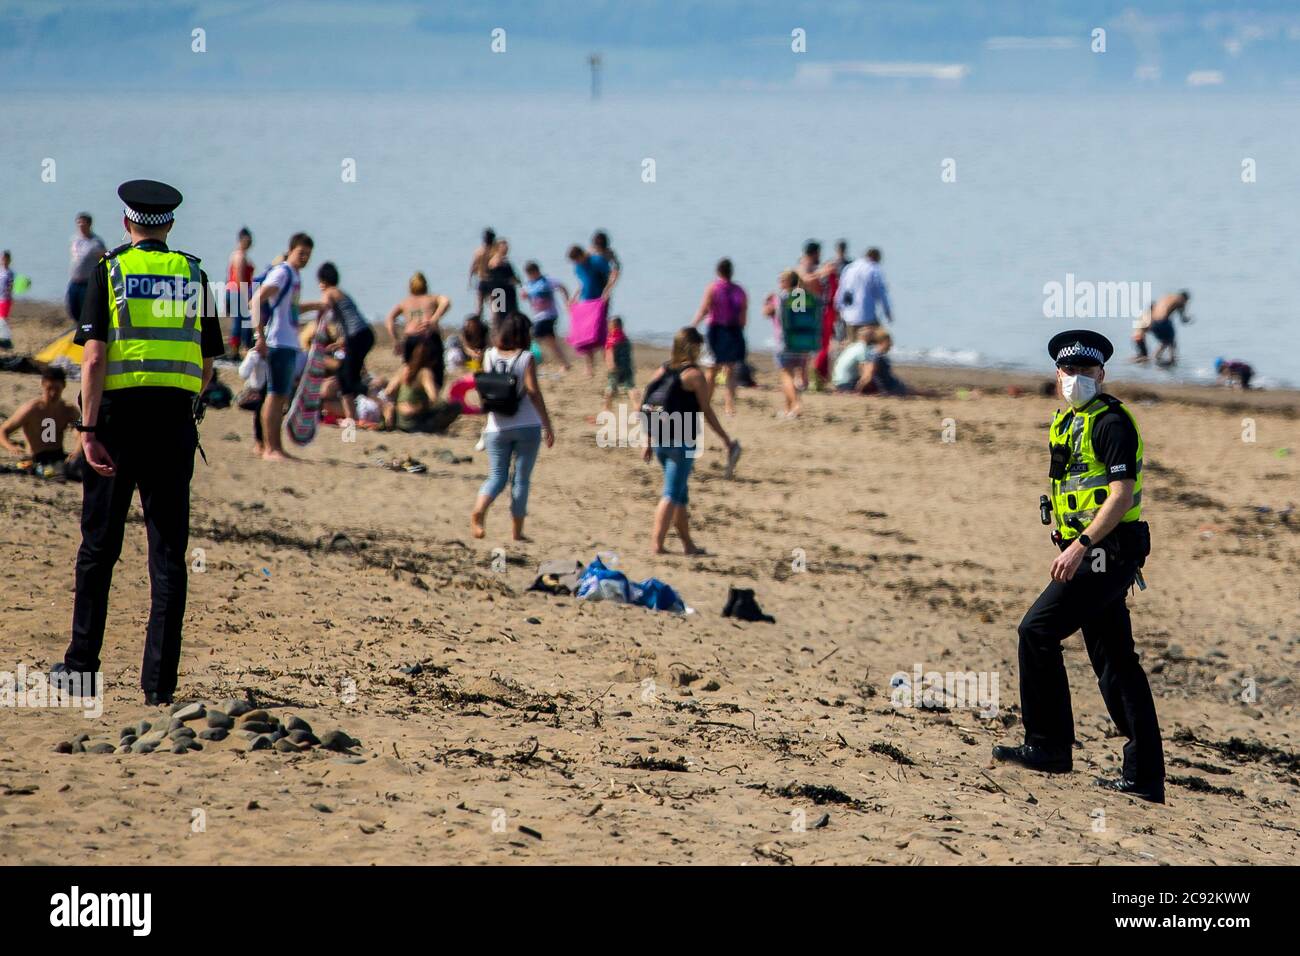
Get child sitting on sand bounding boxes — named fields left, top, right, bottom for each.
left=604, top=316, right=636, bottom=412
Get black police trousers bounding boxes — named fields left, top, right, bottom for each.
left=65, top=399, right=197, bottom=698
left=1017, top=557, right=1165, bottom=786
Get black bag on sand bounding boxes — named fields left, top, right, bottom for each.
left=475, top=353, right=523, bottom=416
left=722, top=586, right=775, bottom=623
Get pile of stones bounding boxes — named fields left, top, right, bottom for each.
left=54, top=699, right=361, bottom=756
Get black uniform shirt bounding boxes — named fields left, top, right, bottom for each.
left=1088, top=399, right=1140, bottom=482
left=74, top=239, right=224, bottom=412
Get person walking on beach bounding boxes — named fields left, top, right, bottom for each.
left=52, top=180, right=224, bottom=706
left=469, top=227, right=496, bottom=315
left=0, top=250, right=14, bottom=349
left=1144, top=290, right=1191, bottom=367
left=522, top=261, right=572, bottom=371
left=568, top=244, right=612, bottom=377
left=691, top=258, right=747, bottom=416
left=813, top=240, right=850, bottom=387
left=764, top=270, right=819, bottom=418
left=225, top=227, right=255, bottom=355
left=480, top=238, right=521, bottom=320
left=470, top=312, right=555, bottom=541
left=299, top=262, right=373, bottom=424
left=249, top=232, right=313, bottom=461
left=67, top=213, right=106, bottom=325
left=590, top=230, right=621, bottom=303
left=642, top=327, right=738, bottom=555
left=835, top=247, right=893, bottom=337
left=994, top=329, right=1164, bottom=803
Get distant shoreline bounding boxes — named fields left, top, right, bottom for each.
left=10, top=299, right=1297, bottom=414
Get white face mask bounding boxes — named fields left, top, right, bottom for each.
left=1060, top=372, right=1099, bottom=408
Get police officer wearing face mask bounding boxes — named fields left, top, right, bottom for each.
left=993, top=330, right=1165, bottom=803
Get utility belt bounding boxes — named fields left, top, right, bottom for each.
left=1039, top=494, right=1151, bottom=567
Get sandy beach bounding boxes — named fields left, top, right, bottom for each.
left=1, top=302, right=1296, bottom=865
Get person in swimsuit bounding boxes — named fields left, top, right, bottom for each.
left=468, top=227, right=496, bottom=315
left=0, top=367, right=84, bottom=477
left=1145, top=290, right=1191, bottom=367
left=226, top=227, right=255, bottom=355
left=481, top=238, right=521, bottom=321
left=298, top=262, right=375, bottom=423
left=385, top=271, right=450, bottom=407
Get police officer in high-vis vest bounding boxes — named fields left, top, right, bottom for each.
left=51, top=180, right=224, bottom=707
left=994, top=330, right=1166, bottom=803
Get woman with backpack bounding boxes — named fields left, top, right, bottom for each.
left=642, top=327, right=740, bottom=556
left=470, top=312, right=555, bottom=541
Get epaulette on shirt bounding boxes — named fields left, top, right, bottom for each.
left=102, top=244, right=201, bottom=265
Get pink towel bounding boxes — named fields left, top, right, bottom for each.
left=567, top=297, right=608, bottom=352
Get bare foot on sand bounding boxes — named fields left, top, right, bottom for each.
left=470, top=512, right=486, bottom=539
left=262, top=449, right=295, bottom=461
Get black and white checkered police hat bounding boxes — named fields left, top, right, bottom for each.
left=118, top=180, right=183, bottom=226
left=1048, top=329, right=1113, bottom=367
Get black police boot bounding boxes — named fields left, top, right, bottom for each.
left=991, top=743, right=1073, bottom=773
left=49, top=662, right=98, bottom=697
left=1095, top=776, right=1165, bottom=804
left=144, top=690, right=174, bottom=707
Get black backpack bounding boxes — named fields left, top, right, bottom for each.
left=641, top=363, right=691, bottom=415
left=474, top=352, right=523, bottom=416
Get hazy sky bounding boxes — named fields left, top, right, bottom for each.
left=4, top=0, right=1300, bottom=93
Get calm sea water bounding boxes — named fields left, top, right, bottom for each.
left=3, top=91, right=1298, bottom=386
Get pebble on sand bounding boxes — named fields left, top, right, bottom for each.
left=319, top=730, right=360, bottom=752
left=239, top=709, right=272, bottom=725
left=285, top=715, right=313, bottom=734
left=53, top=741, right=74, bottom=754
left=170, top=742, right=190, bottom=754
left=248, top=735, right=274, bottom=751
left=206, top=710, right=234, bottom=730
left=173, top=702, right=206, bottom=723
left=198, top=727, right=229, bottom=741
left=222, top=699, right=253, bottom=718
left=87, top=742, right=117, bottom=754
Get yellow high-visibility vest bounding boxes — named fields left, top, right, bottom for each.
left=1049, top=395, right=1143, bottom=540
left=103, top=245, right=204, bottom=393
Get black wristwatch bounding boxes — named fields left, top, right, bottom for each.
left=1077, top=533, right=1093, bottom=550
left=73, top=421, right=97, bottom=434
